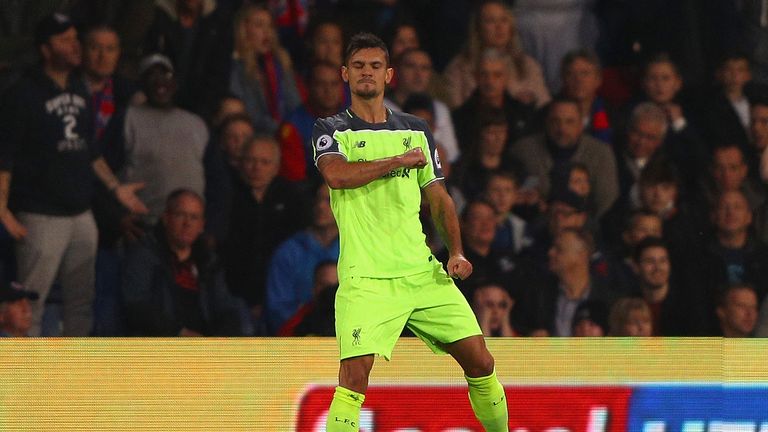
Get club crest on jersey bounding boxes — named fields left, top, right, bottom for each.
left=402, top=136, right=412, bottom=150
left=434, top=148, right=442, bottom=169
left=316, top=134, right=333, bottom=151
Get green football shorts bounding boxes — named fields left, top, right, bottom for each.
left=334, top=260, right=482, bottom=361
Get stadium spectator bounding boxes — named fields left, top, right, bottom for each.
left=510, top=97, right=619, bottom=217
left=0, top=282, right=37, bottom=337
left=608, top=297, right=653, bottom=336
left=518, top=228, right=614, bottom=337
left=209, top=93, right=247, bottom=129
left=613, top=103, right=669, bottom=211
left=631, top=237, right=708, bottom=336
left=471, top=281, right=517, bottom=337
left=385, top=48, right=461, bottom=164
left=571, top=300, right=608, bottom=337
left=756, top=292, right=768, bottom=337
left=229, top=2, right=301, bottom=133
left=559, top=49, right=612, bottom=144
left=121, top=189, right=246, bottom=336
left=715, top=283, right=759, bottom=337
left=78, top=25, right=141, bottom=336
left=120, top=54, right=208, bottom=226
left=277, top=61, right=344, bottom=183
left=452, top=49, right=536, bottom=152
left=143, top=0, right=233, bottom=116
left=452, top=109, right=524, bottom=202
left=0, top=14, right=146, bottom=336
left=699, top=190, right=768, bottom=307
left=203, top=113, right=254, bottom=244
left=694, top=144, right=766, bottom=214
left=444, top=0, right=549, bottom=108
left=265, top=183, right=339, bottom=334
left=700, top=54, right=754, bottom=154
left=223, top=135, right=307, bottom=331
left=484, top=170, right=531, bottom=255
left=277, top=260, right=338, bottom=337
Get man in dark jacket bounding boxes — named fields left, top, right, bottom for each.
left=122, top=189, right=245, bottom=336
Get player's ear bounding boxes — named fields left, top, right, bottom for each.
left=385, top=67, right=393, bottom=85
left=341, top=66, right=349, bottom=83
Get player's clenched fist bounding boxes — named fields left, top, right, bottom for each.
left=447, top=254, right=473, bottom=280
left=400, top=147, right=427, bottom=169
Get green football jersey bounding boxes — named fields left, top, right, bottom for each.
left=313, top=108, right=444, bottom=280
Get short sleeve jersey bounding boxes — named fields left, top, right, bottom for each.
left=312, top=108, right=444, bottom=280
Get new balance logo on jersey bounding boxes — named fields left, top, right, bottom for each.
left=356, top=141, right=366, bottom=148
left=402, top=136, right=412, bottom=150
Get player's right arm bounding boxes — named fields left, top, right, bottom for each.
left=317, top=151, right=425, bottom=189
left=313, top=118, right=425, bottom=189
left=0, top=171, right=26, bottom=239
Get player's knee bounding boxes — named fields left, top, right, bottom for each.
left=465, top=351, right=495, bottom=378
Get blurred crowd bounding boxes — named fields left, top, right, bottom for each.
left=1, top=0, right=768, bottom=338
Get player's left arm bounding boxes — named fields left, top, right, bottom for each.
left=424, top=181, right=472, bottom=280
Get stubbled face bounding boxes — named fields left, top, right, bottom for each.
left=546, top=102, right=583, bottom=148
left=83, top=29, right=120, bottom=79
left=342, top=47, right=392, bottom=100
left=562, top=58, right=602, bottom=102
left=142, top=65, right=177, bottom=108
left=478, top=2, right=512, bottom=48
left=636, top=246, right=670, bottom=289
left=643, top=62, right=682, bottom=104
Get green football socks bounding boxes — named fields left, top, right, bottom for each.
left=326, top=386, right=365, bottom=431
left=466, top=370, right=509, bottom=432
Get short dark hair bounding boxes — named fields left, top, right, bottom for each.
left=460, top=199, right=495, bottom=222
left=344, top=32, right=389, bottom=66
left=166, top=188, right=205, bottom=211
left=639, top=158, right=679, bottom=187
left=632, top=236, right=668, bottom=263
left=561, top=48, right=602, bottom=75
left=545, top=96, right=581, bottom=117
left=717, top=283, right=757, bottom=307
left=644, top=52, right=681, bottom=77
left=402, top=93, right=434, bottom=116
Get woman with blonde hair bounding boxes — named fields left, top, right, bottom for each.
left=609, top=297, right=654, bottom=336
left=443, top=0, right=550, bottom=109
left=229, top=3, right=301, bottom=133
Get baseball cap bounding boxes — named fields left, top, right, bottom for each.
left=549, top=188, right=588, bottom=213
left=0, top=282, right=38, bottom=303
left=572, top=300, right=608, bottom=333
left=138, top=53, right=174, bottom=76
left=34, top=13, right=75, bottom=46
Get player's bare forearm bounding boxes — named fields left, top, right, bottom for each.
left=318, top=149, right=425, bottom=189
left=92, top=157, right=120, bottom=191
left=425, top=181, right=463, bottom=256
